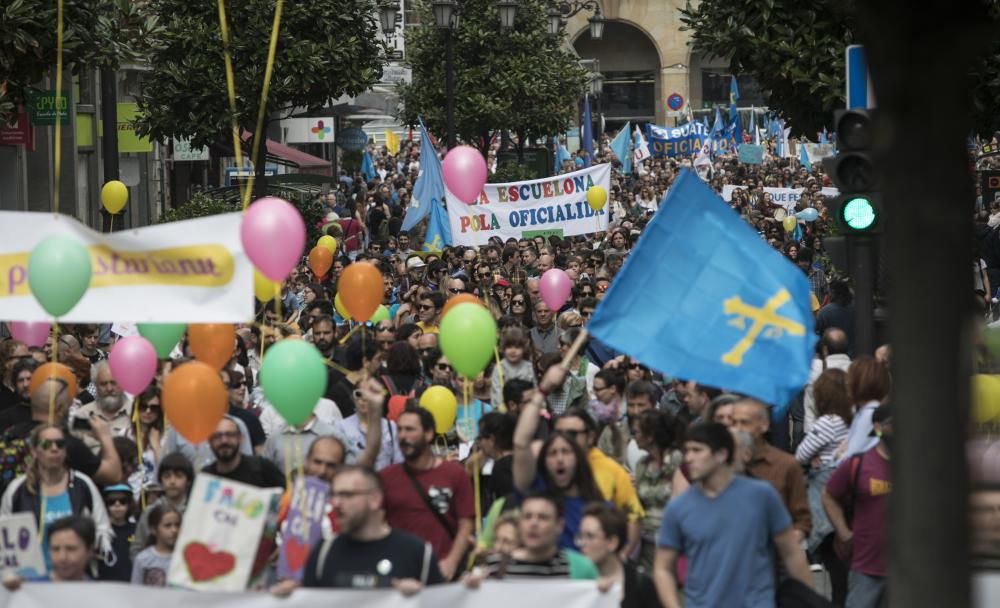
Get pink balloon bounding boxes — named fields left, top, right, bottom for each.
left=442, top=146, right=488, bottom=205
left=108, top=336, right=158, bottom=395
left=539, top=269, right=573, bottom=312
left=240, top=197, right=306, bottom=281
left=8, top=321, right=51, bottom=348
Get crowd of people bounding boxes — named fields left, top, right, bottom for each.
left=0, top=133, right=902, bottom=608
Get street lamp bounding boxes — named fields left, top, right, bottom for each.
left=548, top=1, right=605, bottom=40
left=431, top=0, right=517, bottom=148
left=496, top=0, right=518, bottom=30
left=591, top=71, right=604, bottom=96
left=378, top=1, right=399, bottom=38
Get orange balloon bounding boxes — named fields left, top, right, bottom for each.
left=441, top=293, right=485, bottom=319
left=307, top=246, right=333, bottom=278
left=337, top=263, right=383, bottom=322
left=188, top=323, right=235, bottom=370
left=162, top=361, right=227, bottom=444
left=29, top=363, right=78, bottom=400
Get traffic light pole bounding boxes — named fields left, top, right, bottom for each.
left=850, top=236, right=875, bottom=355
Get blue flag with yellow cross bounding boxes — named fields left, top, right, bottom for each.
left=587, top=169, right=816, bottom=406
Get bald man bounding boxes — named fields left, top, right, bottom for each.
left=803, top=328, right=852, bottom=433
left=732, top=398, right=811, bottom=542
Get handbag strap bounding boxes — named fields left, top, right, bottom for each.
left=402, top=464, right=455, bottom=539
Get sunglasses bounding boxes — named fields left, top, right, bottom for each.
left=38, top=439, right=66, bottom=450
left=628, top=363, right=643, bottom=370
left=477, top=273, right=492, bottom=279
left=435, top=363, right=453, bottom=372
left=141, top=404, right=161, bottom=412
left=512, top=299, right=526, bottom=306
left=106, top=496, right=131, bottom=506
left=579, top=291, right=594, bottom=297
left=417, top=304, right=435, bottom=311
left=228, top=382, right=245, bottom=389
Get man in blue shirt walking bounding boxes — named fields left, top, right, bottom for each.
left=653, top=423, right=814, bottom=608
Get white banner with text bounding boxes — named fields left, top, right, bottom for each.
left=447, top=164, right=611, bottom=247
left=0, top=212, right=253, bottom=323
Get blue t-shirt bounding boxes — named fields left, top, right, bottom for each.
left=527, top=477, right=586, bottom=551
left=657, top=475, right=791, bottom=608
left=41, top=491, right=74, bottom=569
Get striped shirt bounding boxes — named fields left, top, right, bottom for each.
left=795, top=414, right=849, bottom=467
left=485, top=551, right=569, bottom=578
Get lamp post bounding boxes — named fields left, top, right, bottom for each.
left=378, top=1, right=399, bottom=38
left=431, top=0, right=518, bottom=149
left=547, top=1, right=606, bottom=40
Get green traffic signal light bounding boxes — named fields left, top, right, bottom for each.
left=842, top=196, right=876, bottom=231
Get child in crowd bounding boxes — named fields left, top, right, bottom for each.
left=131, top=505, right=181, bottom=586
left=98, top=484, right=137, bottom=582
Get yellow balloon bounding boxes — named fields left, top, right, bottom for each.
left=253, top=270, right=279, bottom=302
left=317, top=235, right=337, bottom=253
left=101, top=180, right=129, bottom=214
left=334, top=293, right=351, bottom=320
left=972, top=374, right=1000, bottom=423
left=586, top=185, right=607, bottom=212
left=419, top=385, right=457, bottom=434
left=782, top=215, right=798, bottom=232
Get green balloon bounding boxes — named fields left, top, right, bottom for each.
left=371, top=305, right=390, bottom=324
left=27, top=236, right=92, bottom=317
left=439, top=303, right=497, bottom=379
left=138, top=323, right=187, bottom=358
left=260, top=339, right=328, bottom=426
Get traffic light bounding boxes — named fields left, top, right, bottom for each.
left=823, top=109, right=883, bottom=234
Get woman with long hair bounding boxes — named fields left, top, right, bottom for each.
left=513, top=364, right=604, bottom=551
left=128, top=387, right=164, bottom=495
left=0, top=425, right=112, bottom=568
left=632, top=409, right=688, bottom=572
left=507, top=287, right=533, bottom=327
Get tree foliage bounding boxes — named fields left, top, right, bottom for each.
left=134, top=0, right=387, bottom=191
left=0, top=0, right=156, bottom=122
left=398, top=0, right=588, bottom=153
left=681, top=0, right=1000, bottom=136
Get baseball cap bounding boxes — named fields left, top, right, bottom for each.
left=406, top=256, right=426, bottom=270
left=102, top=483, right=133, bottom=496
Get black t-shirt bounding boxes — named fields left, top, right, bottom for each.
left=303, top=529, right=444, bottom=589
left=485, top=455, right=514, bottom=508
left=228, top=406, right=266, bottom=448
left=0, top=386, right=18, bottom=414
left=202, top=455, right=285, bottom=489
left=0, top=405, right=32, bottom=436
left=98, top=521, right=135, bottom=582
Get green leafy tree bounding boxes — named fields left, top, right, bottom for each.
left=134, top=0, right=386, bottom=199
left=0, top=0, right=155, bottom=122
left=398, top=0, right=588, bottom=156
left=680, top=0, right=1000, bottom=136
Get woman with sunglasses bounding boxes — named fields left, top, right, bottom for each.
left=127, top=387, right=163, bottom=496
left=507, top=287, right=533, bottom=328
left=0, top=425, right=113, bottom=570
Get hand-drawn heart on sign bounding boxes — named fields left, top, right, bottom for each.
left=167, top=474, right=280, bottom=591
left=183, top=542, right=236, bottom=582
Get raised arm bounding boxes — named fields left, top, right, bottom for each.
left=513, top=364, right=567, bottom=493
left=356, top=378, right=387, bottom=469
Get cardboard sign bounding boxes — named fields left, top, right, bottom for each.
left=277, top=476, right=330, bottom=581
left=0, top=514, right=46, bottom=578
left=737, top=144, right=764, bottom=165
left=167, top=474, right=280, bottom=592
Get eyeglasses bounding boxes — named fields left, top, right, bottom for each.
left=417, top=304, right=435, bottom=311
left=436, top=363, right=453, bottom=372
left=38, top=439, right=66, bottom=450
left=477, top=272, right=492, bottom=280
left=210, top=431, right=240, bottom=441
left=512, top=299, right=526, bottom=306
left=107, top=496, right=131, bottom=506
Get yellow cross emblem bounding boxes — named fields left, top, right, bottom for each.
left=425, top=234, right=443, bottom=253
left=721, top=288, right=805, bottom=366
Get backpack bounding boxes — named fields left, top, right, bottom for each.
left=0, top=436, right=31, bottom=496
left=382, top=375, right=421, bottom=422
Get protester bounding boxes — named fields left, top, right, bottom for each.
left=653, top=423, right=814, bottom=608
left=131, top=504, right=181, bottom=586
left=202, top=417, right=286, bottom=488
left=577, top=503, right=661, bottom=607
left=632, top=409, right=687, bottom=572
left=2, top=516, right=98, bottom=587
left=98, top=484, right=136, bottom=582
left=131, top=452, right=192, bottom=556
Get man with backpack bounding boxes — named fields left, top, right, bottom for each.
left=822, top=403, right=892, bottom=608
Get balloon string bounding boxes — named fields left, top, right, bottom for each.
left=53, top=0, right=63, bottom=215
left=295, top=437, right=306, bottom=516
left=241, top=0, right=285, bottom=211
left=472, top=451, right=481, bottom=536
left=48, top=324, right=59, bottom=425
left=338, top=324, right=361, bottom=346
left=134, top=410, right=145, bottom=511
left=215, top=0, right=247, bottom=209
left=283, top=438, right=291, bottom=491
left=493, top=347, right=504, bottom=409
